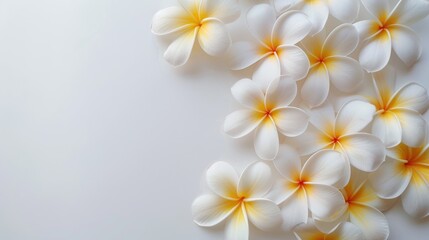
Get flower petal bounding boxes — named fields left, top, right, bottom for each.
left=281, top=188, right=309, bottom=230
left=369, top=159, right=411, bottom=199
left=402, top=172, right=429, bottom=218
left=306, top=184, right=345, bottom=220
left=231, top=78, right=264, bottom=110
left=390, top=82, right=429, bottom=114
left=274, top=0, right=296, bottom=13
left=246, top=4, right=276, bottom=43
left=272, top=107, right=309, bottom=137
left=323, top=24, right=359, bottom=56
left=268, top=180, right=299, bottom=204
left=331, top=222, right=364, bottom=240
left=326, top=56, right=363, bottom=93
left=327, top=0, right=360, bottom=23
left=309, top=103, right=336, bottom=134
left=178, top=0, right=200, bottom=14
left=341, top=133, right=386, bottom=172
left=225, top=205, right=249, bottom=240
left=354, top=20, right=379, bottom=41
left=301, top=150, right=346, bottom=186
left=372, top=112, right=402, bottom=148
left=198, top=19, right=231, bottom=56
left=359, top=30, right=392, bottom=73
left=228, top=42, right=268, bottom=70
left=151, top=7, right=193, bottom=35
left=349, top=204, right=389, bottom=240
left=238, top=162, right=273, bottom=198
left=394, top=0, right=429, bottom=25
left=394, top=109, right=427, bottom=147
left=273, top=145, right=302, bottom=181
left=192, top=194, right=237, bottom=227
left=245, top=199, right=282, bottom=231
left=254, top=118, right=280, bottom=160
left=277, top=45, right=310, bottom=81
left=265, top=78, right=297, bottom=109
left=163, top=28, right=198, bottom=66
left=224, top=110, right=262, bottom=138
left=390, top=25, right=422, bottom=66
left=201, top=0, right=240, bottom=23
left=206, top=161, right=239, bottom=199
left=252, top=55, right=281, bottom=92
left=294, top=125, right=331, bottom=156
left=274, top=11, right=312, bottom=45
left=360, top=0, right=391, bottom=19
left=301, top=64, right=330, bottom=108
left=335, top=100, right=376, bottom=135
left=302, top=1, right=329, bottom=35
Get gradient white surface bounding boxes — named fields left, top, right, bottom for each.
left=0, top=0, right=428, bottom=239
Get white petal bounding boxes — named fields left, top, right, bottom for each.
left=206, top=162, right=239, bottom=199
left=335, top=100, right=376, bottom=135
left=313, top=208, right=348, bottom=234
left=151, top=7, right=192, bottom=35
left=274, top=11, right=312, bottom=45
left=301, top=150, right=346, bottom=186
left=281, top=188, right=309, bottom=230
left=274, top=0, right=296, bottom=12
left=265, top=78, right=297, bottom=109
left=332, top=222, right=364, bottom=240
left=252, top=55, right=281, bottom=94
left=301, top=64, right=330, bottom=108
left=390, top=25, right=422, bottom=66
left=231, top=78, right=264, bottom=110
left=360, top=0, right=391, bottom=19
left=268, top=180, right=299, bottom=204
left=349, top=204, right=389, bottom=240
left=245, top=199, right=281, bottom=231
left=371, top=113, right=402, bottom=148
left=308, top=103, right=336, bottom=134
left=394, top=109, right=427, bottom=147
left=326, top=57, right=363, bottom=93
left=359, top=31, right=392, bottom=73
left=178, top=0, right=199, bottom=14
left=192, top=194, right=237, bottom=227
left=323, top=24, right=359, bottom=56
left=293, top=125, right=331, bottom=156
left=273, top=145, right=302, bottom=181
left=254, top=118, right=280, bottom=160
left=390, top=82, right=429, bottom=114
left=228, top=42, right=267, bottom=70
left=224, top=110, right=262, bottom=138
left=327, top=0, right=360, bottom=23
left=341, top=133, right=386, bottom=172
left=402, top=172, right=429, bottom=219
left=272, top=107, right=309, bottom=137
left=369, top=159, right=411, bottom=199
left=225, top=205, right=249, bottom=240
left=246, top=4, right=276, bottom=43
left=394, top=0, right=429, bottom=25
left=201, top=0, right=240, bottom=23
left=238, top=162, right=273, bottom=198
left=277, top=45, right=310, bottom=81
left=198, top=19, right=231, bottom=56
left=306, top=184, right=345, bottom=220
left=302, top=1, right=329, bottom=35
left=354, top=20, right=378, bottom=41
left=163, top=28, right=198, bottom=66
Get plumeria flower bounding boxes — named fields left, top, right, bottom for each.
left=363, top=67, right=429, bottom=148
left=273, top=0, right=360, bottom=35
left=315, top=169, right=391, bottom=240
left=300, top=24, right=363, bottom=107
left=294, top=100, right=386, bottom=183
left=294, top=220, right=363, bottom=240
left=192, top=161, right=281, bottom=240
left=229, top=4, right=311, bottom=90
left=270, top=146, right=347, bottom=230
left=151, top=0, right=240, bottom=66
left=356, top=0, right=429, bottom=72
left=224, top=78, right=309, bottom=160
left=370, top=140, right=429, bottom=219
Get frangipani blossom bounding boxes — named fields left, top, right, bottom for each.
left=294, top=100, right=385, bottom=179
left=356, top=0, right=429, bottom=72
left=370, top=141, right=429, bottom=219
left=294, top=221, right=363, bottom=240
left=224, top=78, right=309, bottom=160
left=364, top=67, right=429, bottom=148
left=151, top=0, right=239, bottom=66
left=273, top=0, right=360, bottom=35
left=270, top=146, right=347, bottom=230
left=192, top=161, right=281, bottom=240
left=229, top=4, right=311, bottom=90
left=300, top=24, right=363, bottom=107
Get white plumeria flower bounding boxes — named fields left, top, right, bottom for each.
left=294, top=100, right=386, bottom=181
left=229, top=4, right=312, bottom=90
left=315, top=169, right=391, bottom=240
left=300, top=24, right=363, bottom=107
left=370, top=141, right=429, bottom=219
left=224, top=78, right=309, bottom=160
left=192, top=161, right=281, bottom=240
left=273, top=0, right=360, bottom=35
left=356, top=0, right=429, bottom=72
left=270, top=146, right=347, bottom=230
left=294, top=220, right=363, bottom=240
left=151, top=0, right=240, bottom=66
left=364, top=67, right=429, bottom=148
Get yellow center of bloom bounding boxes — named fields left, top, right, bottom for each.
left=259, top=37, right=283, bottom=57
left=392, top=144, right=429, bottom=186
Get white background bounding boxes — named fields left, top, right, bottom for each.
left=0, top=0, right=428, bottom=239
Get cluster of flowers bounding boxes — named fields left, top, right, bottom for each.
left=152, top=0, right=429, bottom=239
